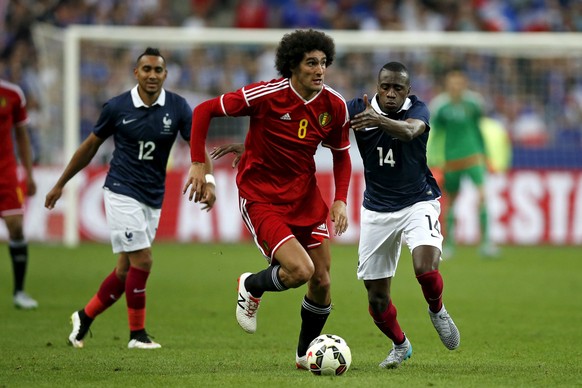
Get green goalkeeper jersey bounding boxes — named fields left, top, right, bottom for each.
left=430, top=90, right=486, bottom=161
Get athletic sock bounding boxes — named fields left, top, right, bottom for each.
left=130, top=328, right=152, bottom=342
left=244, top=265, right=288, bottom=298
left=296, top=296, right=331, bottom=356
left=84, top=268, right=126, bottom=319
left=125, top=266, right=150, bottom=331
left=416, top=269, right=444, bottom=313
left=9, top=240, right=28, bottom=294
left=78, top=308, right=94, bottom=331
left=369, top=300, right=405, bottom=345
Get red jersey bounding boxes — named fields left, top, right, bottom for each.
left=0, top=80, right=28, bottom=184
left=221, top=78, right=350, bottom=203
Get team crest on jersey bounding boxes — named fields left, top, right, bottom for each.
left=162, top=113, right=172, bottom=131
left=318, top=112, right=332, bottom=127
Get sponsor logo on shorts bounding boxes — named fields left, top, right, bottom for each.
left=125, top=230, right=133, bottom=241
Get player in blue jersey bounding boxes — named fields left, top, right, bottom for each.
left=45, top=47, right=216, bottom=350
left=348, top=61, right=460, bottom=368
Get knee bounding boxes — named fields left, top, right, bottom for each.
left=115, top=267, right=128, bottom=281
left=6, top=222, right=24, bottom=241
left=309, top=269, right=331, bottom=293
left=129, top=249, right=153, bottom=271
left=9, top=231, right=25, bottom=241
left=412, top=247, right=441, bottom=275
left=414, top=258, right=440, bottom=276
left=283, top=262, right=314, bottom=288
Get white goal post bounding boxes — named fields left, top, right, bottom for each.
left=32, top=25, right=582, bottom=246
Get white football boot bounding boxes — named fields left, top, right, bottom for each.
left=236, top=272, right=261, bottom=334
left=429, top=305, right=460, bottom=350
left=68, top=311, right=90, bottom=348
left=379, top=337, right=412, bottom=369
left=13, top=291, right=38, bottom=310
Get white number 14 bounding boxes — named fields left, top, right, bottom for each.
left=377, top=147, right=395, bottom=167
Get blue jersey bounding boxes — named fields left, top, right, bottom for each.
left=348, top=94, right=441, bottom=212
left=93, top=86, right=191, bottom=208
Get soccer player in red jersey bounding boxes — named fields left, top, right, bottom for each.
left=0, top=78, right=38, bottom=310
left=183, top=29, right=351, bottom=369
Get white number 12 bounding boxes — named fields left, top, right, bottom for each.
left=138, top=141, right=155, bottom=160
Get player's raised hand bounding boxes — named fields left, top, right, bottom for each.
left=210, top=143, right=244, bottom=168
left=182, top=162, right=207, bottom=202
left=350, top=93, right=380, bottom=131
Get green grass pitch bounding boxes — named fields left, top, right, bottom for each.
left=1, top=242, right=581, bottom=387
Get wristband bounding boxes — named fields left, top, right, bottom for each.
left=205, top=174, right=216, bottom=186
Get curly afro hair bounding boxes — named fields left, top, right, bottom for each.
left=275, top=29, right=335, bottom=79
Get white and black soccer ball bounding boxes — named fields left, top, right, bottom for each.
left=306, top=334, right=352, bottom=376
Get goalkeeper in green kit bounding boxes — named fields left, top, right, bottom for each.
left=429, top=69, right=498, bottom=258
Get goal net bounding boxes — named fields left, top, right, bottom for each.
left=31, top=25, right=582, bottom=245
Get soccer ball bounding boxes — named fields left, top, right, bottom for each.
left=306, top=334, right=352, bottom=376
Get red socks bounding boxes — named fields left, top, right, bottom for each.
left=85, top=269, right=125, bottom=319
left=416, top=269, right=443, bottom=313
left=125, top=266, right=150, bottom=331
left=82, top=266, right=151, bottom=332
left=368, top=270, right=444, bottom=344
left=368, top=301, right=405, bottom=345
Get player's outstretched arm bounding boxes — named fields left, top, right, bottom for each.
left=45, top=133, right=104, bottom=210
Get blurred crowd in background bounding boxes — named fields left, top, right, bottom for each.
left=2, top=0, right=582, bottom=167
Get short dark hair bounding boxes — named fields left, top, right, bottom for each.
left=275, top=29, right=335, bottom=78
left=136, top=47, right=165, bottom=65
left=379, top=62, right=410, bottom=84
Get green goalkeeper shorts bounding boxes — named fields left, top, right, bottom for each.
left=444, top=163, right=486, bottom=194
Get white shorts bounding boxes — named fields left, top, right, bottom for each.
left=356, top=200, right=443, bottom=281
left=103, top=189, right=160, bottom=254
